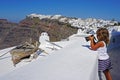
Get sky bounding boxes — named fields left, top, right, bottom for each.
left=0, top=0, right=120, bottom=22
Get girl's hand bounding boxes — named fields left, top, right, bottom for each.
left=89, top=35, right=94, bottom=40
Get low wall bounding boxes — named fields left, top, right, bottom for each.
left=0, top=35, right=99, bottom=80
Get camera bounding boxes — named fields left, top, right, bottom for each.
left=85, top=35, right=94, bottom=42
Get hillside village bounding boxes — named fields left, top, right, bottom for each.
left=27, top=13, right=119, bottom=28
left=27, top=13, right=120, bottom=35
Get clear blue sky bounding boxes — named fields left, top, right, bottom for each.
left=0, top=0, right=120, bottom=22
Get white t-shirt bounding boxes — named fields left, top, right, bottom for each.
left=97, top=41, right=109, bottom=60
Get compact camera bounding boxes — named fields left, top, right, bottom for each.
left=85, top=35, right=94, bottom=42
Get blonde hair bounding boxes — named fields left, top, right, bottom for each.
left=96, top=28, right=109, bottom=45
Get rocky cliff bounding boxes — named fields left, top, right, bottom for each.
left=0, top=18, right=77, bottom=49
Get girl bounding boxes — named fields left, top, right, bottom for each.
left=89, top=28, right=112, bottom=80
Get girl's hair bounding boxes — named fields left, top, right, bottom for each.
left=96, top=28, right=109, bottom=45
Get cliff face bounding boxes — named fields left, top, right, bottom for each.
left=0, top=18, right=77, bottom=49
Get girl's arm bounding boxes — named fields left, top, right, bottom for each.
left=89, top=36, right=104, bottom=50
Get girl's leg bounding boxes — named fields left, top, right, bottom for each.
left=103, top=69, right=112, bottom=80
